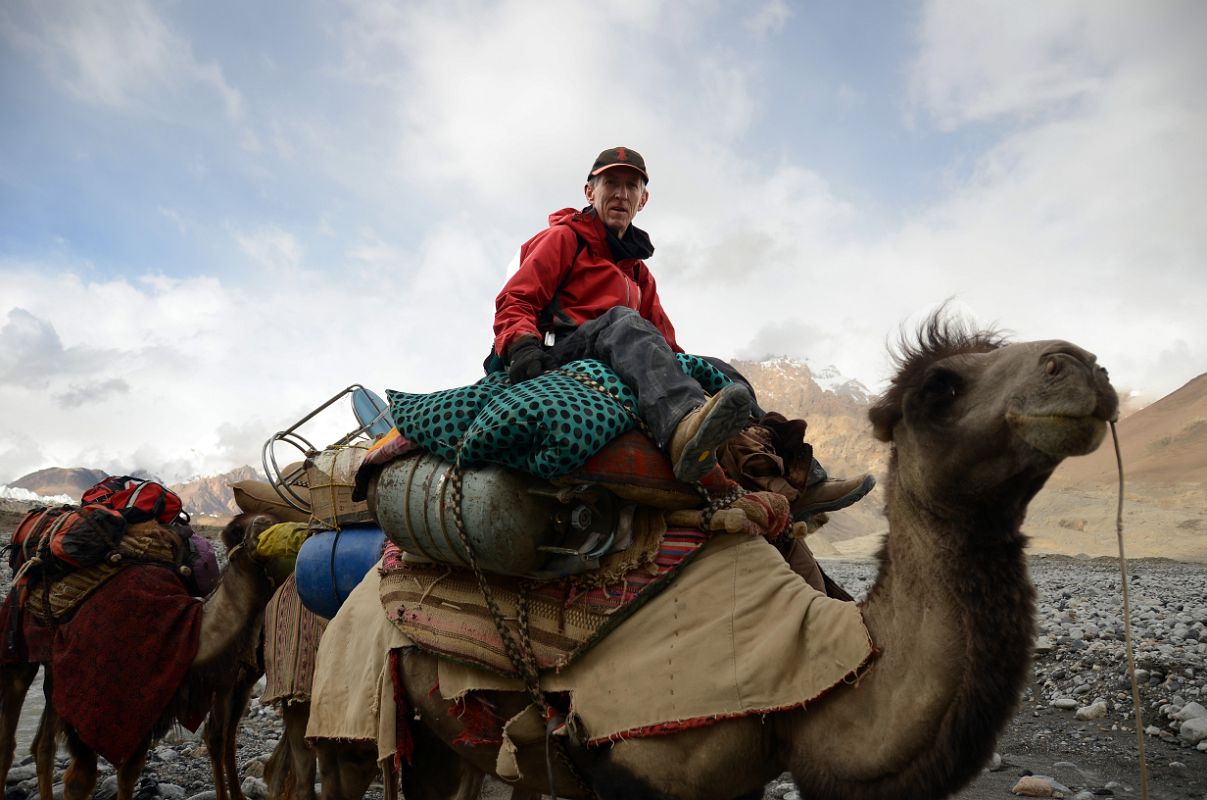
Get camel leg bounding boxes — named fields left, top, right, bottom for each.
left=396, top=721, right=485, bottom=800
left=114, top=742, right=151, bottom=800
left=315, top=740, right=379, bottom=800
left=32, top=672, right=60, bottom=800
left=60, top=728, right=99, bottom=800
left=265, top=702, right=315, bottom=800
left=284, top=702, right=316, bottom=800
left=263, top=727, right=296, bottom=800
left=382, top=760, right=397, bottom=800
left=205, top=660, right=260, bottom=800
left=0, top=662, right=38, bottom=786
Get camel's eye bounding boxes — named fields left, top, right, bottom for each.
left=921, top=367, right=961, bottom=401
left=910, top=367, right=963, bottom=423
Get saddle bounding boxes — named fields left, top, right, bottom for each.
left=21, top=521, right=185, bottom=624
left=378, top=509, right=710, bottom=676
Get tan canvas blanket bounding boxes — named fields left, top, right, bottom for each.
left=304, top=559, right=410, bottom=766
left=437, top=533, right=875, bottom=744
left=262, top=573, right=328, bottom=705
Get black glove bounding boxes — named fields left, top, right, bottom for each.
left=507, top=337, right=552, bottom=384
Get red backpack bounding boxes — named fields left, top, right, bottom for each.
left=8, top=504, right=129, bottom=578
left=81, top=476, right=187, bottom=525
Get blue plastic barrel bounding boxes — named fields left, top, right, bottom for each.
left=294, top=525, right=386, bottom=619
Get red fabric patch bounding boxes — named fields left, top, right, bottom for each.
left=388, top=648, right=414, bottom=768
left=449, top=694, right=505, bottom=748
left=50, top=565, right=203, bottom=764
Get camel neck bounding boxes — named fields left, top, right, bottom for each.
left=194, top=551, right=273, bottom=666
left=779, top=476, right=1036, bottom=800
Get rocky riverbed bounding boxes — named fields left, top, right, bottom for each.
left=3, top=549, right=1205, bottom=800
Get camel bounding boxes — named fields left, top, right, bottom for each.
left=0, top=512, right=280, bottom=800
left=388, top=317, right=1119, bottom=799
left=188, top=513, right=520, bottom=800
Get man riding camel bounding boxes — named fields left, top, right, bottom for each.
left=490, top=146, right=873, bottom=516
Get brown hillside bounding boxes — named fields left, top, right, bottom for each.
left=1053, top=372, right=1207, bottom=486
left=10, top=467, right=109, bottom=500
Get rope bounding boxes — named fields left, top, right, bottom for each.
left=1111, top=421, right=1149, bottom=799
left=447, top=455, right=595, bottom=799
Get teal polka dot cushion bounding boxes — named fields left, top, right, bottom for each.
left=386, top=355, right=729, bottom=479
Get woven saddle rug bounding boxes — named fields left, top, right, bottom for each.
left=379, top=507, right=714, bottom=676
left=262, top=573, right=328, bottom=706
left=20, top=522, right=183, bottom=624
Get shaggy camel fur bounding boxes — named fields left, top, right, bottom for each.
left=0, top=512, right=279, bottom=800
left=393, top=316, right=1119, bottom=799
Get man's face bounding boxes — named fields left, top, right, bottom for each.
left=585, top=166, right=649, bottom=236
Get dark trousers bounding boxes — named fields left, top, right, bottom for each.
left=548, top=307, right=705, bottom=448
left=547, top=309, right=829, bottom=484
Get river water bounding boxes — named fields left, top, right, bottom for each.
left=13, top=667, right=43, bottom=755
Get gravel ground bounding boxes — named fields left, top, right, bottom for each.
left=3, top=535, right=1204, bottom=800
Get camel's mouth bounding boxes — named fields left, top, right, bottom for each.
left=1008, top=411, right=1108, bottom=457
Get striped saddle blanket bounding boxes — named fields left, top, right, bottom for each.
left=378, top=509, right=713, bottom=676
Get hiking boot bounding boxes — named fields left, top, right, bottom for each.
left=791, top=474, right=876, bottom=519
left=668, top=383, right=753, bottom=483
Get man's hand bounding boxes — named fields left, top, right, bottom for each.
left=507, top=337, right=553, bottom=384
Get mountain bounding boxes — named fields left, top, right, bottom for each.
left=1053, top=372, right=1207, bottom=486
left=734, top=358, right=889, bottom=542
left=1021, top=372, right=1207, bottom=563
left=172, top=465, right=263, bottom=518
left=7, top=465, right=264, bottom=519
left=10, top=467, right=110, bottom=500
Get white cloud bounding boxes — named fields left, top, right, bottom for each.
left=2, top=0, right=1203, bottom=485
left=234, top=227, right=304, bottom=274
left=910, top=0, right=1205, bottom=129
left=0, top=0, right=245, bottom=120
left=745, top=0, right=792, bottom=39
left=332, top=1, right=756, bottom=217
left=55, top=378, right=131, bottom=409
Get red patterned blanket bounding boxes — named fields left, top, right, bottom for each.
left=3, top=565, right=203, bottom=764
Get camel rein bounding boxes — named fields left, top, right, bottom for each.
left=1110, top=420, right=1149, bottom=800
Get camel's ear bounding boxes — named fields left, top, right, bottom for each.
left=220, top=514, right=247, bottom=551
left=868, top=399, right=899, bottom=443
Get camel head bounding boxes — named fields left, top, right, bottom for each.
left=218, top=512, right=279, bottom=568
left=869, top=314, right=1118, bottom=519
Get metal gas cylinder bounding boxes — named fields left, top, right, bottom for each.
left=368, top=452, right=622, bottom=577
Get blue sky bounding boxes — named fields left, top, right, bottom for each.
left=2, top=0, right=1204, bottom=483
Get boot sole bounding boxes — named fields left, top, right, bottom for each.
left=672, top=384, right=752, bottom=483
left=791, top=474, right=876, bottom=520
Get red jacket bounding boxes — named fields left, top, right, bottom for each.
left=493, top=207, right=682, bottom=358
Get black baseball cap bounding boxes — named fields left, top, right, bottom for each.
left=588, top=147, right=649, bottom=183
